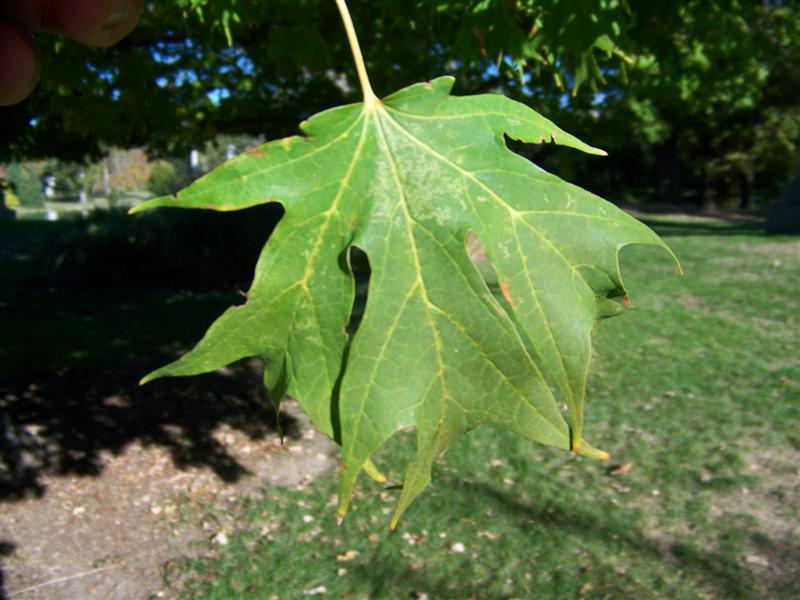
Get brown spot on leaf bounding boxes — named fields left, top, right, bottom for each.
left=246, top=147, right=264, bottom=159
left=500, top=281, right=515, bottom=307
left=622, top=296, right=631, bottom=306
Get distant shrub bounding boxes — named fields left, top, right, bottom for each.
left=147, top=162, right=179, bottom=197
left=6, top=163, right=44, bottom=207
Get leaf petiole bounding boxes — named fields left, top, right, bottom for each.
left=334, top=0, right=379, bottom=107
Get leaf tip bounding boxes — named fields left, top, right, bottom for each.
left=363, top=458, right=388, bottom=484
left=579, top=140, right=608, bottom=156
left=572, top=438, right=611, bottom=461
left=336, top=509, right=346, bottom=527
left=389, top=516, right=399, bottom=531
left=129, top=193, right=179, bottom=214
left=429, top=75, right=455, bottom=94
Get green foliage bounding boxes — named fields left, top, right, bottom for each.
left=43, top=159, right=85, bottom=199
left=147, top=162, right=180, bottom=197
left=133, top=53, right=675, bottom=523
left=601, top=1, right=800, bottom=203
left=6, top=163, right=44, bottom=207
left=0, top=0, right=634, bottom=160
left=3, top=0, right=798, bottom=207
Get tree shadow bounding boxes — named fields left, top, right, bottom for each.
left=748, top=534, right=800, bottom=600
left=0, top=541, right=14, bottom=600
left=474, top=481, right=798, bottom=599
left=346, top=481, right=793, bottom=599
left=0, top=359, right=299, bottom=503
left=470, top=483, right=753, bottom=599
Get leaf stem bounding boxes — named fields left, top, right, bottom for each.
left=334, top=0, right=378, bottom=107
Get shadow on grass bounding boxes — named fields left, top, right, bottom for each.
left=471, top=483, right=754, bottom=599
left=0, top=359, right=298, bottom=503
left=347, top=481, right=794, bottom=599
left=0, top=541, right=14, bottom=600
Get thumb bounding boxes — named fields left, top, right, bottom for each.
left=0, top=0, right=143, bottom=48
left=0, top=21, right=41, bottom=106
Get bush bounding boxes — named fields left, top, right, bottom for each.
left=146, top=162, right=179, bottom=197
left=6, top=163, right=44, bottom=207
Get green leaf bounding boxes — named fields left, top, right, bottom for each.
left=594, top=34, right=616, bottom=55
left=132, top=76, right=676, bottom=527
left=572, top=56, right=590, bottom=96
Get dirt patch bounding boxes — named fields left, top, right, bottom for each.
left=639, top=445, right=800, bottom=600
left=0, top=361, right=337, bottom=599
left=708, top=447, right=800, bottom=599
left=678, top=293, right=704, bottom=311
left=751, top=241, right=800, bottom=257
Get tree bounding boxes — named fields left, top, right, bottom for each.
left=5, top=1, right=798, bottom=207
left=0, top=1, right=633, bottom=160
left=555, top=1, right=800, bottom=206
left=5, top=163, right=44, bottom=207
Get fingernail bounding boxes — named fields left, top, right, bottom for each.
left=105, top=0, right=132, bottom=28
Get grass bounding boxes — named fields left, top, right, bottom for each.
left=163, top=216, right=799, bottom=599
left=2, top=215, right=797, bottom=599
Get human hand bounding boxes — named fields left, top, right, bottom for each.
left=0, top=0, right=142, bottom=106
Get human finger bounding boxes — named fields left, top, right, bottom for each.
left=0, top=20, right=41, bottom=106
left=0, top=0, right=143, bottom=48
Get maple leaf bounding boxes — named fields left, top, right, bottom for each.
left=131, top=1, right=677, bottom=527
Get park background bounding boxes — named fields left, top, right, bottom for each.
left=1, top=1, right=798, bottom=598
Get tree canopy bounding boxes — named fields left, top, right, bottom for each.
left=2, top=0, right=798, bottom=205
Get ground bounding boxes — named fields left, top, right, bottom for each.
left=1, top=362, right=338, bottom=599
left=1, top=212, right=798, bottom=599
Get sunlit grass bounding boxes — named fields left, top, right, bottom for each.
left=166, top=219, right=799, bottom=599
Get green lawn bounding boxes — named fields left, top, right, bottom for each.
left=2, top=215, right=797, bottom=599
left=165, top=216, right=799, bottom=600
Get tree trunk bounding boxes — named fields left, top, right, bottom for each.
left=653, top=135, right=683, bottom=205
left=701, top=174, right=717, bottom=211
left=738, top=168, right=754, bottom=210
left=102, top=162, right=110, bottom=196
